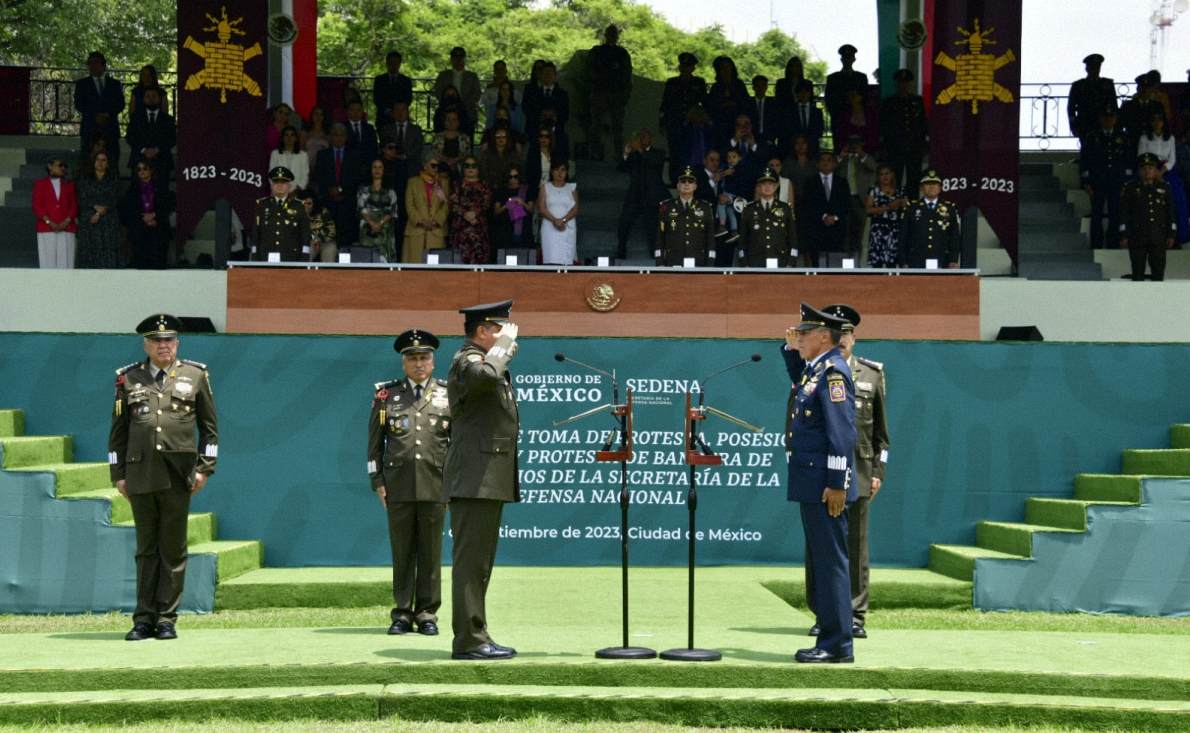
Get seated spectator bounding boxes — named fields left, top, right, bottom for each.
left=749, top=75, right=778, bottom=145
left=126, top=85, right=175, bottom=181
left=266, top=103, right=295, bottom=154
left=693, top=147, right=722, bottom=204
left=523, top=62, right=570, bottom=139
left=433, top=85, right=471, bottom=134
left=479, top=127, right=520, bottom=190
left=356, top=158, right=400, bottom=262
left=864, top=164, right=908, bottom=268
left=303, top=105, right=331, bottom=167
left=128, top=64, right=167, bottom=118
left=372, top=51, right=413, bottom=123
left=74, top=51, right=124, bottom=170
left=433, top=46, right=482, bottom=134
left=430, top=109, right=472, bottom=174
left=725, top=114, right=769, bottom=193
left=834, top=89, right=878, bottom=154
left=119, top=160, right=174, bottom=269
left=480, top=114, right=525, bottom=153
left=538, top=160, right=578, bottom=264
left=616, top=128, right=669, bottom=260
left=270, top=125, right=309, bottom=190
left=801, top=150, right=851, bottom=266
left=345, top=100, right=378, bottom=171
left=404, top=159, right=450, bottom=262
left=32, top=157, right=78, bottom=269
left=787, top=80, right=825, bottom=155
left=491, top=165, right=531, bottom=252
left=487, top=80, right=525, bottom=133
left=76, top=150, right=122, bottom=268
left=481, top=60, right=514, bottom=125
left=332, top=85, right=364, bottom=125
left=765, top=155, right=794, bottom=207
left=379, top=140, right=411, bottom=256
left=312, top=123, right=362, bottom=252
left=838, top=133, right=877, bottom=255
left=295, top=190, right=338, bottom=262
left=378, top=101, right=424, bottom=167
left=450, top=156, right=493, bottom=264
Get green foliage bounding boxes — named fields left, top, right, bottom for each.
left=0, top=0, right=174, bottom=70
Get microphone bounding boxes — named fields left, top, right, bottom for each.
left=696, top=354, right=762, bottom=406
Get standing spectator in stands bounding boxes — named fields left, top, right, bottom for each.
left=749, top=75, right=779, bottom=146
left=766, top=156, right=795, bottom=207
left=434, top=47, right=481, bottom=135
left=1145, top=70, right=1174, bottom=124
left=774, top=57, right=806, bottom=136
left=524, top=62, right=570, bottom=140
left=313, top=123, right=362, bottom=252
left=487, top=81, right=525, bottom=134
left=303, top=105, right=331, bottom=167
left=802, top=151, right=851, bottom=267
left=1179, top=68, right=1190, bottom=137
left=839, top=134, right=877, bottom=258
left=615, top=129, right=669, bottom=261
left=1068, top=54, right=1117, bottom=147
left=75, top=52, right=124, bottom=170
left=1121, top=153, right=1176, bottom=280
left=864, top=164, right=908, bottom=268
left=537, top=107, right=572, bottom=162
left=33, top=158, right=78, bottom=269
left=835, top=90, right=877, bottom=154
left=126, top=86, right=176, bottom=182
left=380, top=140, right=411, bottom=246
left=266, top=103, right=294, bottom=154
left=586, top=25, right=633, bottom=161
left=373, top=51, right=413, bottom=123
left=824, top=45, right=867, bottom=147
left=482, top=61, right=513, bottom=124
left=788, top=80, right=825, bottom=156
left=404, top=159, right=450, bottom=263
left=1080, top=107, right=1131, bottom=249
left=1120, top=73, right=1162, bottom=152
left=725, top=114, right=769, bottom=195
left=693, top=148, right=722, bottom=205
left=707, top=56, right=750, bottom=150
left=76, top=151, right=122, bottom=268
left=659, top=52, right=707, bottom=165
left=449, top=156, right=494, bottom=264
left=120, top=160, right=173, bottom=269
left=346, top=100, right=379, bottom=173
left=677, top=105, right=716, bottom=171
left=430, top=109, right=471, bottom=176
left=332, top=86, right=363, bottom=125
left=479, top=128, right=520, bottom=191
left=1139, top=112, right=1190, bottom=244
left=525, top=128, right=559, bottom=211
left=379, top=101, right=424, bottom=168
left=783, top=134, right=817, bottom=255
left=880, top=69, right=928, bottom=195
left=433, top=85, right=469, bottom=134
left=539, top=160, right=578, bottom=264
left=296, top=191, right=337, bottom=262
left=270, top=126, right=309, bottom=191
left=356, top=159, right=399, bottom=262
left=491, top=166, right=530, bottom=253
left=128, top=65, right=166, bottom=118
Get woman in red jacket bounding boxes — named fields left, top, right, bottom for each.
left=32, top=158, right=79, bottom=268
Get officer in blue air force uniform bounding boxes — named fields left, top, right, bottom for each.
left=779, top=302, right=857, bottom=663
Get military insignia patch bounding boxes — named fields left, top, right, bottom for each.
left=467, top=354, right=483, bottom=363
left=828, top=378, right=846, bottom=403
left=376, top=388, right=389, bottom=400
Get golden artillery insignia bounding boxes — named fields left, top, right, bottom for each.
left=934, top=18, right=1016, bottom=114
left=183, top=6, right=264, bottom=103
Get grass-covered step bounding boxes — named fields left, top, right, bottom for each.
left=191, top=540, right=262, bottom=582
left=0, top=409, right=23, bottom=438
left=929, top=544, right=1024, bottom=582
left=217, top=567, right=392, bottom=610
left=1024, top=497, right=1135, bottom=530
left=976, top=521, right=1082, bottom=558
left=61, top=488, right=132, bottom=524
left=1173, top=424, right=1190, bottom=449
left=1074, top=473, right=1142, bottom=503
left=763, top=568, right=971, bottom=610
left=0, top=435, right=71, bottom=468
left=9, top=462, right=112, bottom=496
left=1121, top=449, right=1190, bottom=476
left=112, top=512, right=218, bottom=545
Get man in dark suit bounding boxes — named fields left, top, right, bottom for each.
left=748, top=75, right=780, bottom=146
left=693, top=148, right=723, bottom=204
left=379, top=101, right=424, bottom=167
left=724, top=114, right=770, bottom=195
left=345, top=100, right=378, bottom=170
left=787, top=80, right=825, bottom=155
left=74, top=51, right=125, bottom=169
left=659, top=52, right=707, bottom=166
left=433, top=47, right=482, bottom=134
left=125, top=86, right=176, bottom=181
left=615, top=129, right=670, bottom=260
left=522, top=62, right=570, bottom=139
left=313, top=124, right=362, bottom=251
left=801, top=151, right=851, bottom=266
left=373, top=51, right=413, bottom=123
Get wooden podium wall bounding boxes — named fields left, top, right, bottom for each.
left=226, top=268, right=979, bottom=340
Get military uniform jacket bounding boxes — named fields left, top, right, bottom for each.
left=108, top=359, right=218, bottom=494
left=367, top=378, right=451, bottom=503
left=784, top=346, right=856, bottom=503
left=898, top=199, right=961, bottom=267
left=660, top=75, right=707, bottom=130
left=849, top=355, right=888, bottom=498
left=657, top=197, right=714, bottom=266
left=1067, top=77, right=1117, bottom=138
left=1120, top=180, right=1176, bottom=248
left=878, top=94, right=928, bottom=153
left=1079, top=128, right=1132, bottom=187
left=254, top=195, right=311, bottom=261
left=443, top=340, right=520, bottom=503
left=739, top=199, right=797, bottom=267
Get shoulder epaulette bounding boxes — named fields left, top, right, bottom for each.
left=115, top=361, right=142, bottom=377
left=434, top=377, right=448, bottom=387
left=373, top=379, right=399, bottom=392
left=256, top=196, right=269, bottom=203
left=857, top=356, right=884, bottom=371
left=180, top=359, right=207, bottom=370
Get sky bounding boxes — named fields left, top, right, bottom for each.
left=639, top=0, right=1190, bottom=83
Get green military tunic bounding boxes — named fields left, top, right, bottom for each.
left=254, top=194, right=311, bottom=262
left=898, top=198, right=961, bottom=268
left=656, top=196, right=715, bottom=266
left=739, top=199, right=797, bottom=267
left=1120, top=178, right=1176, bottom=282
left=368, top=377, right=450, bottom=625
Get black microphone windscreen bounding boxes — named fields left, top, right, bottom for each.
left=554, top=353, right=565, bottom=362
left=751, top=353, right=762, bottom=362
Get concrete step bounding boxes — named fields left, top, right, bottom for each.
left=3, top=190, right=32, bottom=208
left=1017, top=260, right=1104, bottom=280
left=1018, top=231, right=1087, bottom=252
left=1016, top=188, right=1066, bottom=203
left=1020, top=200, right=1074, bottom=219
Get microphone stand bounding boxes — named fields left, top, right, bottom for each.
left=554, top=359, right=656, bottom=660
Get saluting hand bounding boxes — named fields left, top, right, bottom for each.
left=822, top=487, right=846, bottom=517
left=784, top=326, right=798, bottom=350
left=497, top=322, right=519, bottom=341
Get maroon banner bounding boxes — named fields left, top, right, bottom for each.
left=927, top=0, right=1021, bottom=264
left=0, top=67, right=31, bottom=135
left=176, top=2, right=269, bottom=243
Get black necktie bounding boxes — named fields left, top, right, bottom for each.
left=155, top=369, right=165, bottom=386
left=414, top=384, right=423, bottom=401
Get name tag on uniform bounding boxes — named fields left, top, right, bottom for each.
left=765, top=258, right=778, bottom=269
left=842, top=258, right=855, bottom=269
left=683, top=257, right=695, bottom=268
left=926, top=258, right=939, bottom=269
left=267, top=252, right=281, bottom=263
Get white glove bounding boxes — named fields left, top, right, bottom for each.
left=497, top=322, right=519, bottom=341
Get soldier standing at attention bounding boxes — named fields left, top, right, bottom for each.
left=898, top=170, right=961, bottom=268
left=658, top=53, right=707, bottom=166
left=444, top=300, right=521, bottom=660
left=368, top=329, right=450, bottom=637
left=108, top=314, right=218, bottom=641
left=739, top=167, right=797, bottom=267
left=1079, top=106, right=1132, bottom=250
left=656, top=165, right=715, bottom=267
left=1120, top=153, right=1176, bottom=282
left=879, top=69, right=928, bottom=197
left=254, top=166, right=311, bottom=261
left=1068, top=54, right=1117, bottom=148
left=824, top=45, right=868, bottom=146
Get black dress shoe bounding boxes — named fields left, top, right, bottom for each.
left=417, top=620, right=439, bottom=636
left=807, top=624, right=821, bottom=636
left=154, top=622, right=177, bottom=640
left=451, top=643, right=515, bottom=660
left=388, top=618, right=413, bottom=635
left=488, top=640, right=517, bottom=655
left=125, top=623, right=155, bottom=641
left=852, top=622, right=867, bottom=639
left=794, top=647, right=854, bottom=664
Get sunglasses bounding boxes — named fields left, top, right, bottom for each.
left=462, top=163, right=478, bottom=169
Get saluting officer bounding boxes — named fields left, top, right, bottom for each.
left=879, top=69, right=928, bottom=196
left=1120, top=153, right=1176, bottom=282
left=780, top=302, right=857, bottom=663
left=656, top=165, right=715, bottom=266
left=444, top=300, right=521, bottom=660
left=1079, top=106, right=1132, bottom=249
left=739, top=167, right=797, bottom=267
left=108, top=314, right=218, bottom=642
left=253, top=166, right=311, bottom=262
left=368, top=329, right=450, bottom=637
left=898, top=170, right=961, bottom=268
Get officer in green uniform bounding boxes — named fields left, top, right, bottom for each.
left=879, top=69, right=928, bottom=195
left=656, top=165, right=715, bottom=266
left=444, top=300, right=521, bottom=660
left=253, top=166, right=311, bottom=262
left=1120, top=153, right=1176, bottom=282
left=804, top=304, right=889, bottom=638
left=898, top=170, right=961, bottom=268
left=108, top=314, right=218, bottom=641
left=368, top=329, right=450, bottom=636
left=739, top=167, right=797, bottom=267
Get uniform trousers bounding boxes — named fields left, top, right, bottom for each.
left=386, top=500, right=445, bottom=624
left=1129, top=243, right=1167, bottom=281
left=37, top=232, right=76, bottom=268
left=799, top=501, right=853, bottom=657
left=128, top=489, right=191, bottom=625
left=450, top=498, right=504, bottom=653
left=1089, top=184, right=1122, bottom=249
left=805, top=495, right=870, bottom=624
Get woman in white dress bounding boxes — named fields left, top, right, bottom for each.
left=538, top=159, right=578, bottom=264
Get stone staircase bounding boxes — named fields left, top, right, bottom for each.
left=1016, top=160, right=1103, bottom=280
left=575, top=160, right=663, bottom=265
